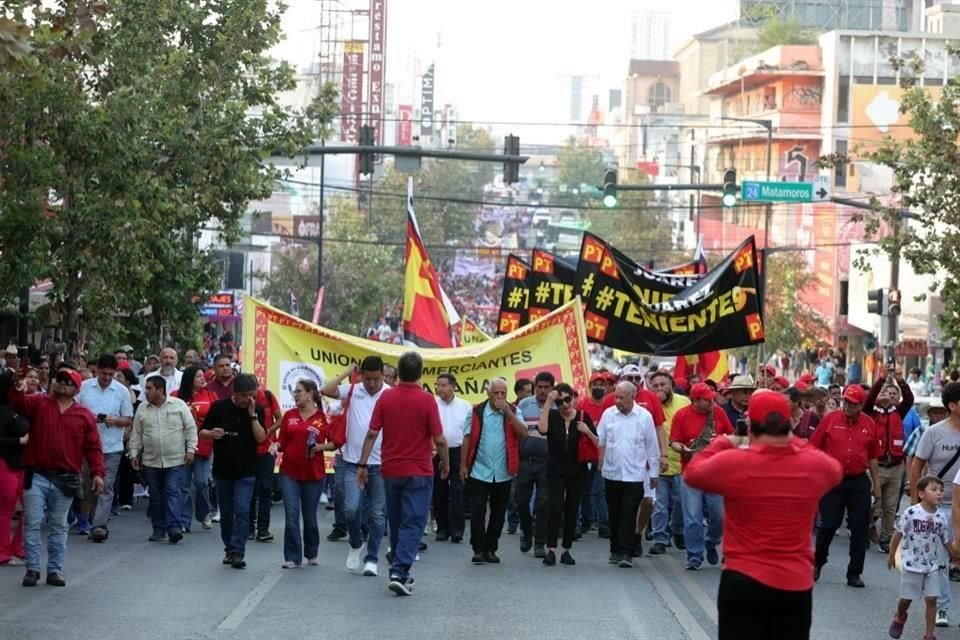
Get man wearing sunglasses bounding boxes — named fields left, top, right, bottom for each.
left=11, top=369, right=105, bottom=587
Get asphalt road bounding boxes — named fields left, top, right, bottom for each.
left=0, top=500, right=944, bottom=640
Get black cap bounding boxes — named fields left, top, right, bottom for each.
left=234, top=373, right=258, bottom=393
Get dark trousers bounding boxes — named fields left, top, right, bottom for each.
left=814, top=473, right=870, bottom=578
left=579, top=464, right=596, bottom=531
left=249, top=453, right=275, bottom=535
left=115, top=454, right=135, bottom=507
left=433, top=447, right=464, bottom=537
left=718, top=570, right=812, bottom=640
left=604, top=479, right=644, bottom=556
left=467, top=478, right=511, bottom=553
left=515, top=457, right=548, bottom=545
left=547, top=469, right=584, bottom=549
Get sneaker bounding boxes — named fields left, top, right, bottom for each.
left=686, top=560, right=702, bottom=571
left=327, top=528, right=347, bottom=542
left=223, top=553, right=235, bottom=565
left=256, top=531, right=274, bottom=543
left=846, top=576, right=865, bottom=588
left=618, top=557, right=633, bottom=568
left=89, top=527, right=109, bottom=543
left=211, top=511, right=221, bottom=523
left=182, top=527, right=191, bottom=534
left=346, top=544, right=366, bottom=572
left=435, top=532, right=449, bottom=542
left=281, top=561, right=297, bottom=569
left=560, top=550, right=575, bottom=565
left=22, top=570, right=39, bottom=587
left=889, top=613, right=908, bottom=638
left=120, top=504, right=133, bottom=511
left=936, top=609, right=949, bottom=627
left=507, top=525, right=518, bottom=535
left=706, top=545, right=719, bottom=566
left=201, top=515, right=213, bottom=530
left=231, top=556, right=247, bottom=569
left=45, top=572, right=66, bottom=587
left=483, top=551, right=500, bottom=564
left=168, top=530, right=183, bottom=544
left=950, top=567, right=960, bottom=582
left=388, top=576, right=413, bottom=596
left=148, top=529, right=167, bottom=542
left=362, top=561, right=378, bottom=576
left=307, top=557, right=319, bottom=566
left=608, top=553, right=620, bottom=565
left=319, top=492, right=329, bottom=505
left=419, top=541, right=428, bottom=551
left=75, top=517, right=91, bottom=536
left=471, top=552, right=486, bottom=564
left=520, top=537, right=533, bottom=553
left=672, top=534, right=685, bottom=550
left=649, top=543, right=667, bottom=555
left=542, top=550, right=556, bottom=566
left=534, top=546, right=546, bottom=559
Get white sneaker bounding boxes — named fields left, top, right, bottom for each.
left=362, top=561, right=378, bottom=576
left=201, top=515, right=213, bottom=530
left=211, top=511, right=221, bottom=523
left=346, top=543, right=366, bottom=572
left=319, top=492, right=329, bottom=505
left=936, top=609, right=949, bottom=627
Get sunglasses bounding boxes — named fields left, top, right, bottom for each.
left=555, top=396, right=574, bottom=405
left=56, top=376, right=76, bottom=387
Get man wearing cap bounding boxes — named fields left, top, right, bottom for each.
left=759, top=364, right=777, bottom=390
left=770, top=376, right=789, bottom=393
left=809, top=384, right=881, bottom=588
left=648, top=371, right=691, bottom=555
left=669, top=383, right=734, bottom=570
left=11, top=369, right=105, bottom=587
left=863, top=366, right=914, bottom=553
left=721, top=375, right=755, bottom=428
left=684, top=391, right=843, bottom=639
left=76, top=354, right=134, bottom=543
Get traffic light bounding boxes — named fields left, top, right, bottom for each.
left=503, top=134, right=520, bottom=184
left=886, top=289, right=902, bottom=316
left=359, top=125, right=375, bottom=175
left=867, top=288, right=884, bottom=315
left=602, top=169, right=617, bottom=208
left=722, top=168, right=737, bottom=207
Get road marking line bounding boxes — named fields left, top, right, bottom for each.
left=643, top=561, right=713, bottom=640
left=217, top=573, right=283, bottom=630
left=661, top=554, right=720, bottom=625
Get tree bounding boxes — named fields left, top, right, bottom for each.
left=742, top=3, right=816, bottom=52
left=257, top=196, right=402, bottom=336
left=0, top=0, right=335, bottom=353
left=762, top=251, right=830, bottom=355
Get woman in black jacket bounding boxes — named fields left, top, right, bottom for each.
left=0, top=370, right=29, bottom=564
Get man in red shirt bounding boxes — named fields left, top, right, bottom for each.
left=684, top=390, right=843, bottom=640
left=358, top=352, right=449, bottom=597
left=13, top=369, right=105, bottom=587
left=809, top=384, right=881, bottom=588
left=669, top=382, right=734, bottom=570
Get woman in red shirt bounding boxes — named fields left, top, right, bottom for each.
left=684, top=390, right=843, bottom=640
left=172, top=365, right=219, bottom=531
left=278, top=379, right=335, bottom=568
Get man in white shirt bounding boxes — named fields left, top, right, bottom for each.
left=144, top=348, right=183, bottom=396
left=598, top=381, right=660, bottom=568
left=321, top=356, right=390, bottom=577
left=433, top=373, right=471, bottom=543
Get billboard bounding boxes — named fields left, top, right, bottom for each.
left=397, top=104, right=413, bottom=145
left=340, top=41, right=365, bottom=143
left=368, top=0, right=387, bottom=146
left=421, top=64, right=435, bottom=137
left=850, top=84, right=942, bottom=144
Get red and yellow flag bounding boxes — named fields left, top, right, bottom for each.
left=402, top=178, right=459, bottom=348
left=674, top=350, right=729, bottom=384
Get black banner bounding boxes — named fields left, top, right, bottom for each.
left=496, top=254, right=531, bottom=335
left=527, top=249, right=577, bottom=322
left=581, top=236, right=764, bottom=355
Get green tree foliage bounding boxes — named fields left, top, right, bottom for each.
left=762, top=251, right=830, bottom=354
left=742, top=3, right=816, bottom=52
left=0, top=0, right=335, bottom=353
left=257, top=196, right=402, bottom=336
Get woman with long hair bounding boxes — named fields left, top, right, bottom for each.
left=0, top=370, right=28, bottom=564
left=172, top=365, right=219, bottom=531
left=277, top=379, right=334, bottom=568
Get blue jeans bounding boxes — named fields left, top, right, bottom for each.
left=590, top=466, right=608, bottom=526
left=681, top=477, right=723, bottom=564
left=332, top=455, right=348, bottom=532
left=340, top=460, right=385, bottom=564
left=143, top=465, right=185, bottom=534
left=181, top=456, right=212, bottom=528
left=216, top=477, right=255, bottom=556
left=249, top=453, right=275, bottom=535
left=383, top=475, right=433, bottom=580
left=652, top=474, right=684, bottom=544
left=280, top=474, right=323, bottom=564
left=23, top=473, right=73, bottom=574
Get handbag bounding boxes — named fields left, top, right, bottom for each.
left=576, top=411, right=599, bottom=464
left=329, top=383, right=356, bottom=448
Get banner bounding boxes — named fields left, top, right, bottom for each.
left=460, top=316, right=492, bottom=344
left=397, top=104, right=413, bottom=146
left=367, top=0, right=387, bottom=146
left=497, top=254, right=531, bottom=335
left=339, top=41, right=365, bottom=143
left=528, top=249, right=576, bottom=323
left=243, top=297, right=590, bottom=406
left=582, top=236, right=764, bottom=355
left=420, top=64, right=435, bottom=137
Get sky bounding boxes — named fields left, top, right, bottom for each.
left=274, top=0, right=740, bottom=144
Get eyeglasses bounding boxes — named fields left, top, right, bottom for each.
left=56, top=377, right=76, bottom=387
left=556, top=396, right=573, bottom=405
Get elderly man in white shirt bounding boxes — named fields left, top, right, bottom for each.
left=598, top=381, right=660, bottom=568
left=433, top=373, right=472, bottom=543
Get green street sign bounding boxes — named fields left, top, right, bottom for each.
left=741, top=180, right=815, bottom=203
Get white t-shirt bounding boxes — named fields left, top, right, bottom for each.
left=338, top=382, right=390, bottom=465
left=897, top=503, right=949, bottom=574
left=435, top=396, right=472, bottom=448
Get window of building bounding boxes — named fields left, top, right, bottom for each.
left=834, top=140, right=848, bottom=189
left=763, top=86, right=777, bottom=110
left=648, top=82, right=672, bottom=112
left=837, top=76, right=850, bottom=122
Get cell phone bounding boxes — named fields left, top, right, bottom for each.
left=735, top=418, right=748, bottom=437
left=97, top=413, right=107, bottom=423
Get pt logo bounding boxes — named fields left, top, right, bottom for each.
left=744, top=183, right=760, bottom=200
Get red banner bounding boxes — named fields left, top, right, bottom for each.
left=340, top=41, right=365, bottom=143
left=368, top=0, right=386, bottom=146
left=397, top=105, right=413, bottom=146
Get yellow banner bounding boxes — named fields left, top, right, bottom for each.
left=243, top=296, right=590, bottom=406
left=460, top=316, right=492, bottom=345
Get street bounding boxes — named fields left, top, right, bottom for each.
left=0, top=500, right=924, bottom=640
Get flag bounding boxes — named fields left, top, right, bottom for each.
left=402, top=177, right=459, bottom=347
left=674, top=350, right=729, bottom=383
left=460, top=316, right=492, bottom=344
left=496, top=254, right=531, bottom=335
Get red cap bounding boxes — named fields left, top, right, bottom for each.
left=674, top=376, right=689, bottom=393
left=118, top=360, right=131, bottom=371
left=773, top=376, right=789, bottom=389
left=590, top=371, right=609, bottom=384
left=799, top=373, right=816, bottom=383
left=690, top=382, right=715, bottom=401
left=55, top=369, right=83, bottom=389
left=842, top=385, right=867, bottom=404
left=763, top=365, right=777, bottom=376
left=795, top=381, right=809, bottom=392
left=747, top=389, right=790, bottom=425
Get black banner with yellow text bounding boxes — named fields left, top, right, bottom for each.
left=496, top=254, right=531, bottom=335
left=527, top=249, right=577, bottom=323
